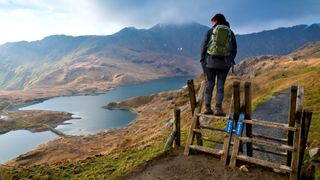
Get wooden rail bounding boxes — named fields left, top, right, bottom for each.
left=200, top=124, right=225, bottom=132
left=242, top=119, right=297, bottom=131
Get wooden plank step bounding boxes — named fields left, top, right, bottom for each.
left=196, top=113, right=228, bottom=120
left=252, top=133, right=288, bottom=143
left=201, top=136, right=224, bottom=144
left=252, top=145, right=287, bottom=157
left=236, top=155, right=291, bottom=173
left=239, top=137, right=295, bottom=151
left=189, top=145, right=223, bottom=155
left=200, top=124, right=225, bottom=132
left=243, top=119, right=297, bottom=131
left=193, top=128, right=224, bottom=136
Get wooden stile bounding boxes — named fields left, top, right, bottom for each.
left=182, top=80, right=312, bottom=179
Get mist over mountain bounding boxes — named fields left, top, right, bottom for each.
left=0, top=22, right=319, bottom=90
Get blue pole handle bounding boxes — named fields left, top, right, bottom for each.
left=235, top=113, right=245, bottom=136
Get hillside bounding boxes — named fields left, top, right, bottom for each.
left=0, top=42, right=319, bottom=179
left=0, top=23, right=319, bottom=90
left=236, top=23, right=320, bottom=61
left=0, top=23, right=206, bottom=90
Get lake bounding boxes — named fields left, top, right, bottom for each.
left=0, top=76, right=193, bottom=163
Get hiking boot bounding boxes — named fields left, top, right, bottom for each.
left=214, top=106, right=226, bottom=117
left=204, top=104, right=214, bottom=115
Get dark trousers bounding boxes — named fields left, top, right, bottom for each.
left=204, top=68, right=229, bottom=107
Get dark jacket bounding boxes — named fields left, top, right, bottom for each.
left=200, top=24, right=237, bottom=70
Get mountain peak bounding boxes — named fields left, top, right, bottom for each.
left=306, top=23, right=320, bottom=30
left=151, top=22, right=206, bottom=30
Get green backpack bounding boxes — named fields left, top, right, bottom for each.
left=207, top=25, right=231, bottom=57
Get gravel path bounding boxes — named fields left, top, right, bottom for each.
left=250, top=89, right=290, bottom=163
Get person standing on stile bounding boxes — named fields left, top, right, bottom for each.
left=200, top=13, right=237, bottom=116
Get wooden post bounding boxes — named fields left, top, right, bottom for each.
left=244, top=81, right=253, bottom=157
left=173, top=108, right=181, bottom=147
left=229, top=81, right=241, bottom=167
left=287, top=86, right=298, bottom=166
left=221, top=94, right=234, bottom=165
left=164, top=131, right=176, bottom=150
left=230, top=128, right=241, bottom=168
left=296, top=87, right=304, bottom=112
left=187, top=79, right=197, bottom=115
left=233, top=81, right=241, bottom=125
left=297, top=109, right=312, bottom=178
left=290, top=109, right=302, bottom=180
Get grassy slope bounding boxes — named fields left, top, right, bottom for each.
left=248, top=58, right=320, bottom=147
left=1, top=56, right=319, bottom=179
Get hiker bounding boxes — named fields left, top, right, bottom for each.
left=200, top=13, right=237, bottom=116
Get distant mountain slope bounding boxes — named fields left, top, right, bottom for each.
left=0, top=23, right=319, bottom=90
left=236, top=23, right=320, bottom=62
left=0, top=23, right=207, bottom=90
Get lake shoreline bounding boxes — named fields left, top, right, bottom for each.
left=4, top=88, right=184, bottom=167
left=0, top=76, right=192, bottom=165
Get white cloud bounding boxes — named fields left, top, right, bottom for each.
left=0, top=0, right=125, bottom=44
left=0, top=0, right=319, bottom=44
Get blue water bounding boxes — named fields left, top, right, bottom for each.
left=0, top=130, right=57, bottom=163
left=20, top=76, right=192, bottom=135
left=0, top=76, right=192, bottom=163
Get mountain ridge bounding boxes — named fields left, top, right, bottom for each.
left=0, top=22, right=319, bottom=90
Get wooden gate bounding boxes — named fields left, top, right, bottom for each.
left=184, top=79, right=313, bottom=180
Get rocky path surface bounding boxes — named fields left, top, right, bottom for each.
left=251, top=89, right=290, bottom=163
left=123, top=90, right=291, bottom=180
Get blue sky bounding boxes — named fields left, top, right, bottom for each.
left=0, top=0, right=319, bottom=44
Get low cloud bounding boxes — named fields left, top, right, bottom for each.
left=0, top=0, right=319, bottom=44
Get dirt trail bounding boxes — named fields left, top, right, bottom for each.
left=123, top=90, right=291, bottom=180
left=124, top=149, right=286, bottom=180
